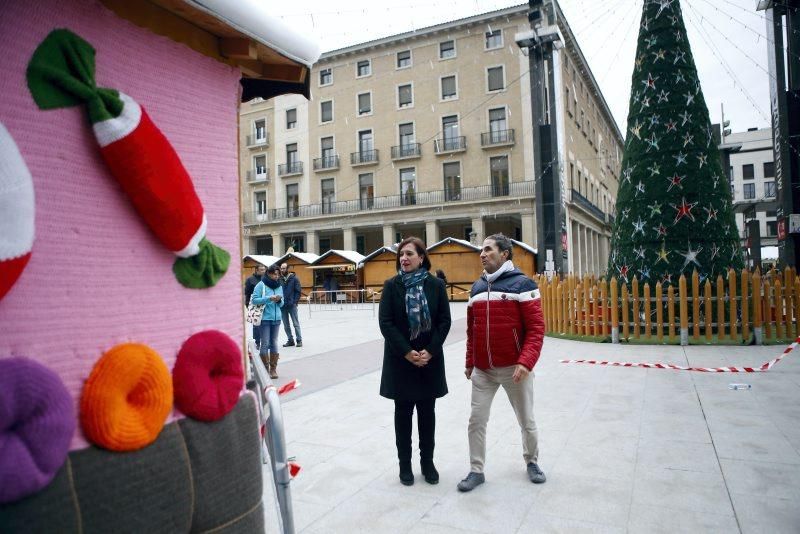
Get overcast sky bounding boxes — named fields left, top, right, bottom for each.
left=276, top=0, right=772, bottom=135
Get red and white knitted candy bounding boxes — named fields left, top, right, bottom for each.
left=559, top=337, right=800, bottom=373
left=0, top=123, right=34, bottom=301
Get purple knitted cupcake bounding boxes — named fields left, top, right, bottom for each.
left=0, top=357, right=75, bottom=503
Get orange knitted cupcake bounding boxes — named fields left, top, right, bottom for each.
left=80, top=343, right=173, bottom=451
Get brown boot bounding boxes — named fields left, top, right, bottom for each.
left=260, top=353, right=269, bottom=370
left=269, top=352, right=279, bottom=379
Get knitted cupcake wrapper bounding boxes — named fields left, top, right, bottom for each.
left=0, top=357, right=75, bottom=504
left=80, top=343, right=173, bottom=452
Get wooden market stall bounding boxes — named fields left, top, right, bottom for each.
left=360, top=246, right=398, bottom=300
left=308, top=250, right=365, bottom=302
left=241, top=254, right=279, bottom=284
left=274, top=252, right=319, bottom=297
left=426, top=238, right=482, bottom=301
left=511, top=239, right=538, bottom=277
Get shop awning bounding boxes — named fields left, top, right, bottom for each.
left=307, top=263, right=356, bottom=270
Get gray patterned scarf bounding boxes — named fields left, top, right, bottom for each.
left=400, top=268, right=431, bottom=340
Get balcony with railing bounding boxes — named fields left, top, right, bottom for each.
left=434, top=136, right=466, bottom=154
left=570, top=189, right=605, bottom=222
left=391, top=143, right=421, bottom=160
left=278, top=161, right=303, bottom=177
left=313, top=155, right=340, bottom=172
left=246, top=132, right=269, bottom=148
left=350, top=149, right=379, bottom=166
left=246, top=169, right=270, bottom=184
left=480, top=129, right=515, bottom=148
left=243, top=180, right=535, bottom=225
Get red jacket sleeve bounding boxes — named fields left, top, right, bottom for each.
left=518, top=292, right=544, bottom=370
left=465, top=303, right=474, bottom=368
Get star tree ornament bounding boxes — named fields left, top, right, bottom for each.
left=607, top=0, right=742, bottom=285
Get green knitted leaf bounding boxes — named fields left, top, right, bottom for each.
left=173, top=238, right=231, bottom=289
left=27, top=29, right=123, bottom=122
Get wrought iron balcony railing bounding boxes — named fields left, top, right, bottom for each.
left=278, top=161, right=303, bottom=176
left=243, top=180, right=535, bottom=224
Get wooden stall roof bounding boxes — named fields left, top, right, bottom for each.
left=427, top=237, right=480, bottom=252
left=243, top=254, right=279, bottom=267
left=425, top=238, right=481, bottom=301
left=311, top=250, right=366, bottom=266
left=100, top=0, right=321, bottom=99
left=510, top=239, right=538, bottom=277
left=275, top=252, right=320, bottom=265
left=360, top=247, right=399, bottom=296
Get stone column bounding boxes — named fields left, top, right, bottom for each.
left=382, top=224, right=395, bottom=246
left=305, top=230, right=318, bottom=256
left=271, top=232, right=282, bottom=255
left=470, top=217, right=485, bottom=245
left=342, top=227, right=356, bottom=251
left=521, top=213, right=535, bottom=247
left=425, top=220, right=439, bottom=245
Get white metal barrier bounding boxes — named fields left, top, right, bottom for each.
left=247, top=341, right=295, bottom=534
left=306, top=289, right=376, bottom=316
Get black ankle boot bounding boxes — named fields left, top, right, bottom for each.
left=399, top=461, right=414, bottom=486
left=420, top=459, right=439, bottom=484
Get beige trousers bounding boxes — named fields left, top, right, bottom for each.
left=468, top=366, right=539, bottom=473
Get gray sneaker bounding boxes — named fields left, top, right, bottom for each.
left=457, top=472, right=485, bottom=492
left=527, top=462, right=546, bottom=484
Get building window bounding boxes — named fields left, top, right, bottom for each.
left=284, top=235, right=304, bottom=253
left=485, top=29, right=502, bottom=49
left=319, top=238, right=331, bottom=254
left=742, top=164, right=754, bottom=180
left=442, top=115, right=459, bottom=150
left=321, top=178, right=335, bottom=214
left=286, top=108, right=297, bottom=129
left=357, top=92, right=372, bottom=115
left=320, top=100, right=333, bottom=122
left=321, top=136, right=334, bottom=166
left=359, top=173, right=374, bottom=209
left=765, top=181, right=776, bottom=198
left=396, top=50, right=411, bottom=68
left=763, top=161, right=775, bottom=178
left=254, top=119, right=266, bottom=141
left=255, top=237, right=272, bottom=255
left=487, top=66, right=504, bottom=92
left=286, top=184, right=299, bottom=217
left=491, top=155, right=509, bottom=196
left=743, top=183, right=755, bottom=199
left=488, top=107, right=507, bottom=142
left=399, top=122, right=414, bottom=147
left=767, top=221, right=778, bottom=236
left=255, top=191, right=267, bottom=214
left=358, top=130, right=374, bottom=154
left=286, top=143, right=297, bottom=165
left=254, top=154, right=267, bottom=179
left=441, top=75, right=457, bottom=100
left=400, top=167, right=416, bottom=206
left=767, top=210, right=777, bottom=217
left=356, top=59, right=371, bottom=77
left=565, top=87, right=572, bottom=116
left=443, top=161, right=461, bottom=201
left=398, top=84, right=413, bottom=108
left=439, top=40, right=455, bottom=59
left=570, top=162, right=576, bottom=189
left=319, top=67, right=332, bottom=86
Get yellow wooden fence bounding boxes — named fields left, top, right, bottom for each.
left=535, top=268, right=799, bottom=344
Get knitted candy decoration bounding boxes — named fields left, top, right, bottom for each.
left=26, top=29, right=229, bottom=289
left=80, top=343, right=173, bottom=452
left=0, top=123, right=34, bottom=301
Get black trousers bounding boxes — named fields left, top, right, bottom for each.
left=394, top=398, right=436, bottom=462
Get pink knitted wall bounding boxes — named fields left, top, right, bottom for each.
left=0, top=0, right=243, bottom=450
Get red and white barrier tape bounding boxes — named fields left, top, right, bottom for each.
left=264, top=378, right=301, bottom=396
left=559, top=336, right=800, bottom=373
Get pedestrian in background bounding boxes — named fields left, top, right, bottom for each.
left=251, top=264, right=284, bottom=379
left=457, top=233, right=546, bottom=492
left=379, top=237, right=451, bottom=486
left=244, top=264, right=266, bottom=349
left=280, top=262, right=303, bottom=347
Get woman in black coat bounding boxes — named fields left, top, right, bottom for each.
left=379, top=236, right=451, bottom=486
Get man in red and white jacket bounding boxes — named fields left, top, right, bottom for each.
left=457, top=234, right=546, bottom=492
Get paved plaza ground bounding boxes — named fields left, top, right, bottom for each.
left=259, top=302, right=800, bottom=533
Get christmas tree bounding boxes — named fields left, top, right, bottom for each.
left=608, top=0, right=743, bottom=285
